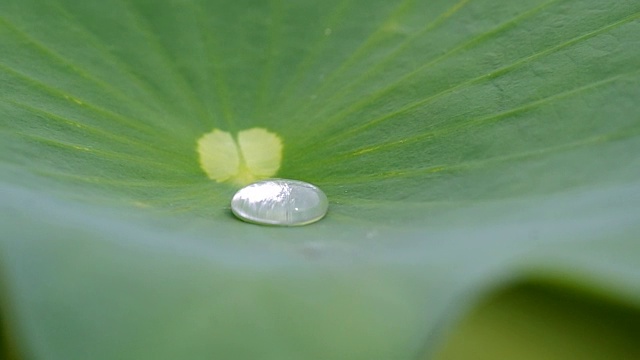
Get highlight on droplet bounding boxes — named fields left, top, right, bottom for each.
left=197, top=127, right=283, bottom=186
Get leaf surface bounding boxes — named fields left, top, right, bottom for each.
left=1, top=0, right=640, bottom=359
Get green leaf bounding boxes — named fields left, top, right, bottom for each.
left=1, top=0, right=639, bottom=359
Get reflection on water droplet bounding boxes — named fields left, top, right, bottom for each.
left=231, top=179, right=328, bottom=226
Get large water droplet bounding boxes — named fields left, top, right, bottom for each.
left=231, top=179, right=328, bottom=226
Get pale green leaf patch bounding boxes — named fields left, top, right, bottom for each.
left=197, top=127, right=283, bottom=186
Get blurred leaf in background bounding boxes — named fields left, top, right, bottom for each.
left=1, top=0, right=639, bottom=359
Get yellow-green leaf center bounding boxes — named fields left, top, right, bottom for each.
left=197, top=128, right=283, bottom=186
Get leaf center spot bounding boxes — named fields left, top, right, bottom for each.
left=197, top=128, right=283, bottom=186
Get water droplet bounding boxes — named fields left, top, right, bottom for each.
left=231, top=179, right=328, bottom=226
